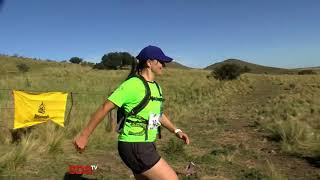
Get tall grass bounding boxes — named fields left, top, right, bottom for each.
left=0, top=134, right=38, bottom=172
left=1, top=57, right=319, bottom=178
left=266, top=160, right=288, bottom=180
left=257, top=75, right=320, bottom=158
left=31, top=123, right=66, bottom=154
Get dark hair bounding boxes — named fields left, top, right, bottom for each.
left=126, top=59, right=148, bottom=80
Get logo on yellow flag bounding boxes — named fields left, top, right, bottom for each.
left=34, top=102, right=49, bottom=120
left=13, top=91, right=68, bottom=129
left=38, top=102, right=46, bottom=114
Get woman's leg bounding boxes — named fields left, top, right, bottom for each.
left=135, top=158, right=179, bottom=180
left=133, top=173, right=148, bottom=180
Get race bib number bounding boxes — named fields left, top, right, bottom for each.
left=148, top=113, right=161, bottom=130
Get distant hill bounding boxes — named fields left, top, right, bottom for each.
left=166, top=61, right=191, bottom=69
left=0, top=55, right=65, bottom=74
left=205, top=59, right=293, bottom=74
left=0, top=55, right=192, bottom=73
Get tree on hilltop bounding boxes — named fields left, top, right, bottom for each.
left=69, top=57, right=83, bottom=64
left=99, top=52, right=135, bottom=70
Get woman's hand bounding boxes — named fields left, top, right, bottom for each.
left=176, top=131, right=190, bottom=145
left=159, top=113, right=190, bottom=145
left=73, top=101, right=116, bottom=153
left=74, top=135, right=88, bottom=152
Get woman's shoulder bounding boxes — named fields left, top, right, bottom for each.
left=121, top=76, right=144, bottom=88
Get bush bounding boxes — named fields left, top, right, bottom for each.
left=298, top=70, right=316, bottom=75
left=16, top=63, right=30, bottom=73
left=242, top=65, right=251, bottom=73
left=100, top=52, right=135, bottom=70
left=212, top=64, right=245, bottom=80
left=69, top=57, right=83, bottom=64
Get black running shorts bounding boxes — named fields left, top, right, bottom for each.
left=118, top=141, right=161, bottom=174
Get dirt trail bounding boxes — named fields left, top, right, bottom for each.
left=220, top=78, right=319, bottom=179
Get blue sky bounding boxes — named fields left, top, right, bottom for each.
left=0, top=0, right=319, bottom=68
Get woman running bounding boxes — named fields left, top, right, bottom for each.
left=74, top=45, right=190, bottom=180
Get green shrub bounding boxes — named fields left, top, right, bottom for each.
left=212, top=64, right=244, bottom=80
left=16, top=63, right=30, bottom=73
left=242, top=65, right=251, bottom=73
left=298, top=70, right=316, bottom=75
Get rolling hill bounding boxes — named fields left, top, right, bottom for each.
left=165, top=60, right=191, bottom=69
left=0, top=55, right=192, bottom=72
left=1, top=55, right=318, bottom=74
left=205, top=59, right=294, bottom=74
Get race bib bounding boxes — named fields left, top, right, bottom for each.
left=148, top=113, right=161, bottom=130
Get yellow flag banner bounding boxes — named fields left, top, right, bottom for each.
left=13, top=90, right=68, bottom=129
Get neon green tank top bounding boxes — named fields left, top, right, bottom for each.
left=108, top=77, right=163, bottom=142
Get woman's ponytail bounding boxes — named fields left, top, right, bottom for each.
left=126, top=58, right=138, bottom=80
left=126, top=59, right=148, bottom=80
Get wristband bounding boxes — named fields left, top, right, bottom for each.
left=174, top=129, right=182, bottom=134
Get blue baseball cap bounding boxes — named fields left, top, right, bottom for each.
left=136, top=45, right=173, bottom=63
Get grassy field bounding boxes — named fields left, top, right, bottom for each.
left=0, top=56, right=319, bottom=179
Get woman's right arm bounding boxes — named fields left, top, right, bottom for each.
left=74, top=100, right=116, bottom=150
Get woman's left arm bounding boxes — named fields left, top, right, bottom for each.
left=160, top=113, right=190, bottom=145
